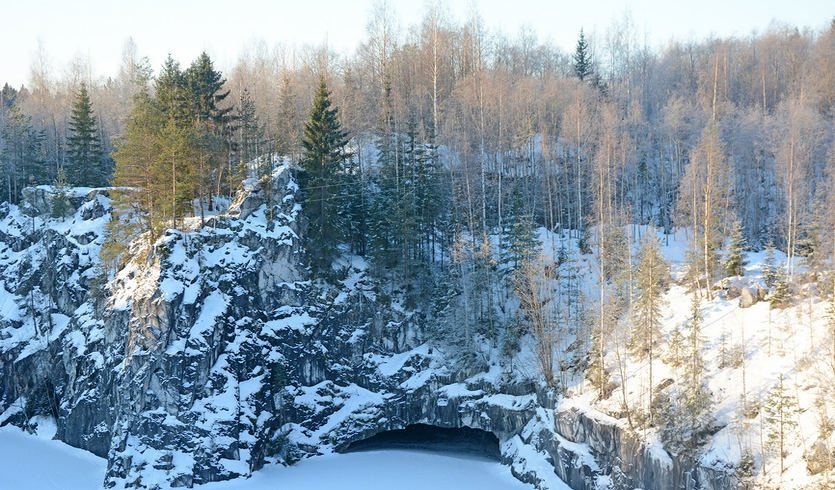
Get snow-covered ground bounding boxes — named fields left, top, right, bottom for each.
left=0, top=422, right=106, bottom=490
left=0, top=424, right=535, bottom=490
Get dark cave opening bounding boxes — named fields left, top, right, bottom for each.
left=342, top=424, right=501, bottom=461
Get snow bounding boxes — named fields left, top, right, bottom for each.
left=0, top=426, right=533, bottom=490
left=503, top=436, right=573, bottom=490
left=0, top=424, right=106, bottom=490
left=189, top=290, right=229, bottom=338
left=573, top=226, right=835, bottom=488
left=261, top=310, right=317, bottom=335
left=196, top=450, right=535, bottom=490
left=0, top=282, right=22, bottom=321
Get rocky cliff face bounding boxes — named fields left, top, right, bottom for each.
left=0, top=168, right=738, bottom=489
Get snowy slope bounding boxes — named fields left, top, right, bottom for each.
left=560, top=227, right=835, bottom=490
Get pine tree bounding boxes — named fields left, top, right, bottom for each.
left=112, top=87, right=164, bottom=240
left=66, top=82, right=105, bottom=186
left=725, top=218, right=748, bottom=277
left=764, top=374, right=800, bottom=474
left=573, top=29, right=593, bottom=82
left=300, top=78, right=351, bottom=274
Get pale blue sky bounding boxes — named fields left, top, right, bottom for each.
left=2, top=0, right=832, bottom=88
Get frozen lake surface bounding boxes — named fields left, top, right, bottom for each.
left=0, top=424, right=536, bottom=489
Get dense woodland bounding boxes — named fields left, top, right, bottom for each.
left=1, top=9, right=832, bottom=252
left=2, top=6, right=835, bottom=471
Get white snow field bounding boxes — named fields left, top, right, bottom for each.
left=0, top=424, right=538, bottom=490
left=197, top=450, right=539, bottom=490
left=0, top=422, right=106, bottom=490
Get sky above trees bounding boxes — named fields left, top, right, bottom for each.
left=3, top=0, right=832, bottom=88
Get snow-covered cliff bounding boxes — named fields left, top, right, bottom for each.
left=1, top=166, right=830, bottom=490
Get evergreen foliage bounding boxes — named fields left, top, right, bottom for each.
left=66, top=82, right=105, bottom=186
left=770, top=269, right=791, bottom=309
left=274, top=74, right=298, bottom=159
left=50, top=167, right=71, bottom=219
left=300, top=78, right=351, bottom=273
left=112, top=87, right=163, bottom=239
left=763, top=241, right=779, bottom=287
left=0, top=104, right=47, bottom=202
left=500, top=186, right=540, bottom=274
left=665, top=327, right=685, bottom=368
left=112, top=53, right=230, bottom=242
left=630, top=232, right=669, bottom=358
left=725, top=218, right=748, bottom=277
left=660, top=293, right=714, bottom=455
left=764, top=374, right=800, bottom=474
left=155, top=55, right=189, bottom=123
left=185, top=52, right=232, bottom=127
left=573, top=29, right=593, bottom=82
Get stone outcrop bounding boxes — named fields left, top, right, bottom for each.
left=0, top=169, right=739, bottom=490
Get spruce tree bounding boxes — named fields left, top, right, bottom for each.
left=66, top=82, right=105, bottom=186
left=573, top=29, right=593, bottom=82
left=770, top=269, right=791, bottom=309
left=1, top=104, right=47, bottom=202
left=725, top=218, right=748, bottom=277
left=631, top=232, right=669, bottom=358
left=665, top=327, right=685, bottom=368
left=682, top=293, right=712, bottom=436
left=764, top=374, right=799, bottom=474
left=275, top=74, right=298, bottom=159
left=661, top=293, right=713, bottom=455
left=185, top=52, right=233, bottom=209
left=185, top=52, right=232, bottom=127
left=300, top=78, right=351, bottom=273
left=369, top=80, right=401, bottom=270
left=632, top=231, right=669, bottom=426
left=155, top=55, right=189, bottom=123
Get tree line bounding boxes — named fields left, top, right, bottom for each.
left=2, top=7, right=835, bottom=481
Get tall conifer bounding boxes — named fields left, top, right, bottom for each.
left=66, top=82, right=104, bottom=186
left=300, top=78, right=351, bottom=273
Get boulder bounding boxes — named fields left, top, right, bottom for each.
left=739, top=287, right=758, bottom=308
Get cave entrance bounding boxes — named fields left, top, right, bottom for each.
left=343, top=424, right=501, bottom=461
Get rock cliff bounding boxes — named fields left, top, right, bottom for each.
left=0, top=167, right=738, bottom=489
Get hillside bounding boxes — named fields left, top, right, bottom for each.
left=0, top=165, right=832, bottom=490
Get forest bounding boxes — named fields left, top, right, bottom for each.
left=1, top=8, right=832, bottom=258
left=1, top=5, right=835, bottom=486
